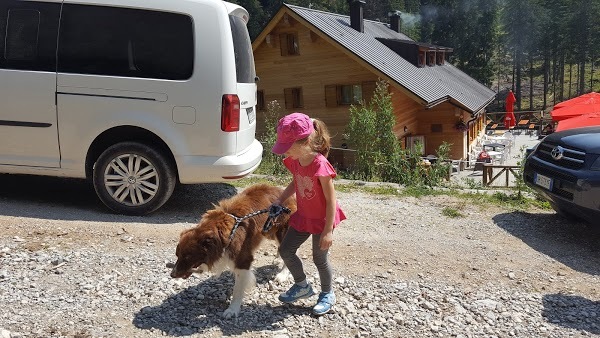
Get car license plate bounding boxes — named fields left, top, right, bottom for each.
left=534, top=173, right=553, bottom=191
left=246, top=107, right=255, bottom=124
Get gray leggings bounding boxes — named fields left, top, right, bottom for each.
left=278, top=227, right=333, bottom=293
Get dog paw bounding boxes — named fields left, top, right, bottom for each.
left=274, top=269, right=291, bottom=284
left=222, top=307, right=240, bottom=319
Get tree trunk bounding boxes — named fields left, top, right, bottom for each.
left=568, top=62, right=573, bottom=98
left=591, top=52, right=595, bottom=92
left=579, top=60, right=586, bottom=95
left=512, top=51, right=516, bottom=92
left=543, top=54, right=549, bottom=109
left=529, top=55, right=534, bottom=110
left=559, top=52, right=565, bottom=102
left=516, top=50, right=522, bottom=111
left=552, top=52, right=557, bottom=105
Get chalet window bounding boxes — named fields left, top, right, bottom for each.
left=257, top=90, right=265, bottom=111
left=436, top=52, right=445, bottom=65
left=431, top=124, right=442, bottom=133
left=418, top=51, right=426, bottom=67
left=428, top=52, right=435, bottom=66
left=325, top=81, right=376, bottom=107
left=284, top=87, right=303, bottom=109
left=279, top=33, right=299, bottom=56
left=340, top=84, right=362, bottom=105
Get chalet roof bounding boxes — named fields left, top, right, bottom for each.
left=277, top=4, right=496, bottom=114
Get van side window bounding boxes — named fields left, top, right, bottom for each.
left=57, top=4, right=194, bottom=80
left=0, top=1, right=60, bottom=71
left=5, top=9, right=40, bottom=61
left=230, top=15, right=256, bottom=84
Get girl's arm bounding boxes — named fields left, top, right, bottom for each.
left=274, top=179, right=295, bottom=205
left=318, top=175, right=336, bottom=250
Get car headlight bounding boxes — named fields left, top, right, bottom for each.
left=591, top=155, right=600, bottom=171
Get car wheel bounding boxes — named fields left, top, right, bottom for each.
left=93, top=142, right=176, bottom=215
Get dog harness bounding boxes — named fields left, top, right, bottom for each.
left=225, top=205, right=291, bottom=247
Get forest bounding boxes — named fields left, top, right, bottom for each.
left=231, top=0, right=600, bottom=112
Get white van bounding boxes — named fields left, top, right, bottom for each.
left=0, top=0, right=262, bottom=215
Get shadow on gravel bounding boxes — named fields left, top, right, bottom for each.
left=492, top=212, right=600, bottom=276
left=133, top=265, right=314, bottom=336
left=542, top=294, right=600, bottom=334
left=0, top=174, right=237, bottom=224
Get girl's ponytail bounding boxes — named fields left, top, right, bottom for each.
left=309, top=118, right=331, bottom=157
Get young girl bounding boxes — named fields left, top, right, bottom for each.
left=271, top=112, right=346, bottom=315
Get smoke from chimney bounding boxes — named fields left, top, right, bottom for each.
left=388, top=10, right=402, bottom=33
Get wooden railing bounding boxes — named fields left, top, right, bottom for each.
left=485, top=111, right=546, bottom=133
left=482, top=164, right=521, bottom=187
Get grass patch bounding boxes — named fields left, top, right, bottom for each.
left=457, top=190, right=552, bottom=210
left=442, top=207, right=464, bottom=218
left=233, top=174, right=551, bottom=212
left=363, top=185, right=401, bottom=196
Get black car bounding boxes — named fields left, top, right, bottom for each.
left=523, top=126, right=600, bottom=225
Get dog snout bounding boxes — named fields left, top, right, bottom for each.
left=169, top=262, right=184, bottom=278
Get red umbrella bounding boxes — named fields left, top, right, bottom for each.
left=504, top=90, right=516, bottom=128
left=551, top=103, right=600, bottom=121
left=555, top=113, right=600, bottom=132
left=554, top=92, right=600, bottom=109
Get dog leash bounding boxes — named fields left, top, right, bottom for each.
left=225, top=205, right=291, bottom=247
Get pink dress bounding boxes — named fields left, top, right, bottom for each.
left=284, top=154, right=346, bottom=234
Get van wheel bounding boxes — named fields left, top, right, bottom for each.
left=93, top=142, right=176, bottom=215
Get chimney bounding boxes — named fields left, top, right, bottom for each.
left=349, top=0, right=365, bottom=33
left=388, top=10, right=401, bottom=33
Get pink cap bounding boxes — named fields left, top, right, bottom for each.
left=272, top=112, right=314, bottom=154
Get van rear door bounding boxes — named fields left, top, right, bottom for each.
left=227, top=6, right=257, bottom=153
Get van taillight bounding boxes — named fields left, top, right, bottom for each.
left=221, top=94, right=240, bottom=132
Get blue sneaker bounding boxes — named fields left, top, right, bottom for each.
left=279, top=283, right=315, bottom=303
left=313, top=291, right=336, bottom=315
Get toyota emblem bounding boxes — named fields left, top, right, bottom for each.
left=551, top=146, right=564, bottom=160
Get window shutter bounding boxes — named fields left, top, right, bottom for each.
left=279, top=34, right=288, bottom=56
left=325, top=85, right=337, bottom=107
left=361, top=81, right=376, bottom=104
left=284, top=88, right=294, bottom=109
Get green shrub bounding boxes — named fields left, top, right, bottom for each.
left=345, top=79, right=452, bottom=187
left=255, top=100, right=287, bottom=176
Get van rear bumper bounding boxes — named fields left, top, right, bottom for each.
left=177, top=139, right=263, bottom=184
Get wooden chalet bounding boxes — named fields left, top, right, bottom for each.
left=252, top=1, right=496, bottom=165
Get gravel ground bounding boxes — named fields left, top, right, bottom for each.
left=0, top=174, right=599, bottom=338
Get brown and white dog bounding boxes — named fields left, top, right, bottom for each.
left=170, top=183, right=295, bottom=318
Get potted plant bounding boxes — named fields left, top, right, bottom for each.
left=454, top=118, right=468, bottom=132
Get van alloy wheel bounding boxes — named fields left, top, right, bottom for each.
left=103, top=154, right=159, bottom=206
left=93, top=142, right=176, bottom=215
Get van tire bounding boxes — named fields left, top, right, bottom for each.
left=93, top=142, right=176, bottom=215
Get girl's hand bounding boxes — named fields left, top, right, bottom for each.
left=320, top=231, right=333, bottom=250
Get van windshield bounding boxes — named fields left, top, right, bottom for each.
left=229, top=15, right=256, bottom=84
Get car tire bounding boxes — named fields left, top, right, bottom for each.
left=93, top=142, right=176, bottom=215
